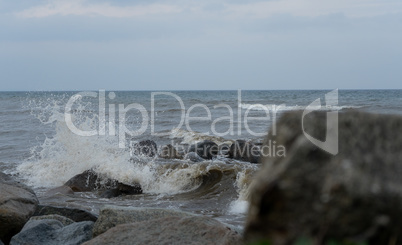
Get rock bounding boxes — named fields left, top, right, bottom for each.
left=245, top=111, right=402, bottom=245
left=64, top=170, right=142, bottom=197
left=33, top=205, right=98, bottom=222
left=227, top=140, right=260, bottom=163
left=43, top=185, right=74, bottom=196
left=188, top=140, right=219, bottom=160
left=218, top=143, right=231, bottom=156
left=183, top=152, right=205, bottom=162
left=100, top=183, right=142, bottom=198
left=131, top=140, right=157, bottom=157
left=159, top=144, right=183, bottom=159
left=84, top=216, right=241, bottom=245
left=93, top=206, right=196, bottom=237
left=10, top=218, right=94, bottom=245
left=0, top=172, right=39, bottom=244
left=64, top=170, right=115, bottom=192
left=30, top=214, right=75, bottom=226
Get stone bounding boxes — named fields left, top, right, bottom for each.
left=183, top=152, right=205, bottom=162
left=99, top=183, right=143, bottom=198
left=227, top=140, right=260, bottom=163
left=92, top=206, right=196, bottom=237
left=245, top=111, right=402, bottom=245
left=30, top=214, right=74, bottom=226
left=0, top=172, right=39, bottom=244
left=188, top=140, right=219, bottom=160
left=131, top=140, right=158, bottom=157
left=84, top=216, right=241, bottom=245
left=159, top=144, right=183, bottom=159
left=10, top=218, right=94, bottom=245
left=33, top=205, right=98, bottom=222
left=64, top=170, right=142, bottom=196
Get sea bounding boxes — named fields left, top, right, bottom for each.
left=0, top=90, right=401, bottom=230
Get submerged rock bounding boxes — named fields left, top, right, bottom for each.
left=0, top=172, right=39, bottom=244
left=245, top=111, right=402, bottom=245
left=188, top=140, right=219, bottom=160
left=92, top=206, right=197, bottom=237
left=10, top=217, right=94, bottom=245
left=64, top=170, right=142, bottom=197
left=227, top=140, right=260, bottom=163
left=131, top=140, right=158, bottom=157
left=34, top=205, right=98, bottom=222
left=85, top=216, right=241, bottom=245
left=159, top=144, right=183, bottom=159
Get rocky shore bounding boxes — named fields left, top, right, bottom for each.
left=1, top=110, right=402, bottom=245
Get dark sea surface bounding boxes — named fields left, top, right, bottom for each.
left=0, top=90, right=401, bottom=229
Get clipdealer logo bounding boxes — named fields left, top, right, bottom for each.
left=64, top=89, right=339, bottom=155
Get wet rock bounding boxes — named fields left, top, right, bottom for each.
left=188, top=140, right=219, bottom=160
left=245, top=111, right=402, bottom=245
left=30, top=214, right=75, bottom=226
left=131, top=140, right=157, bottom=157
left=159, top=144, right=183, bottom=159
left=34, top=205, right=98, bottom=222
left=183, top=152, right=205, bottom=162
left=84, top=215, right=241, bottom=245
left=64, top=170, right=115, bottom=192
left=92, top=206, right=196, bottom=237
left=218, top=143, right=231, bottom=156
left=0, top=172, right=39, bottom=244
left=227, top=140, right=260, bottom=163
left=64, top=170, right=142, bottom=197
left=10, top=217, right=94, bottom=245
left=100, top=183, right=142, bottom=198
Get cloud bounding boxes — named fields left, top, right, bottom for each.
left=16, top=0, right=182, bottom=18
left=15, top=0, right=402, bottom=20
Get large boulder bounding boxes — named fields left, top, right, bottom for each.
left=64, top=170, right=142, bottom=197
left=227, top=140, right=260, bottom=163
left=131, top=140, right=158, bottom=157
left=245, top=111, right=402, bottom=245
left=188, top=140, right=219, bottom=160
left=92, top=206, right=196, bottom=237
left=10, top=217, right=94, bottom=245
left=33, top=205, right=98, bottom=222
left=0, top=173, right=39, bottom=244
left=84, top=216, right=241, bottom=245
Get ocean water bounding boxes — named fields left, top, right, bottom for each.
left=0, top=90, right=401, bottom=229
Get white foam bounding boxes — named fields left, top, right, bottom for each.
left=16, top=95, right=210, bottom=195
left=229, top=200, right=249, bottom=214
left=169, top=128, right=228, bottom=145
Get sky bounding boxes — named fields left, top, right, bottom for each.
left=0, top=0, right=401, bottom=91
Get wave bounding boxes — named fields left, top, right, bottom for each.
left=168, top=128, right=232, bottom=145
left=239, top=103, right=362, bottom=111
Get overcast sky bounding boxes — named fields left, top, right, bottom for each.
left=1, top=0, right=401, bottom=91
